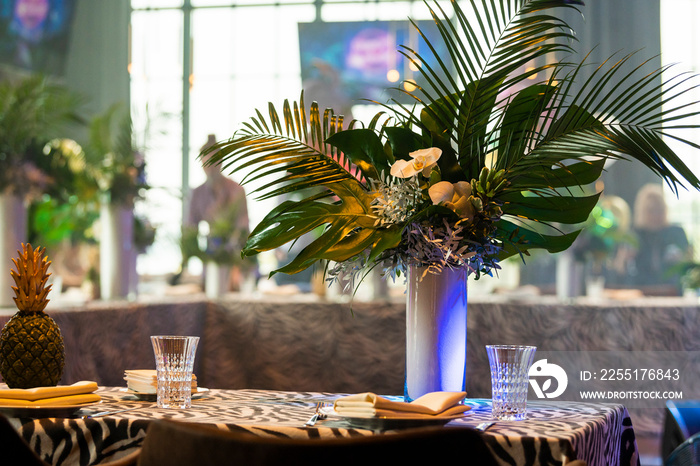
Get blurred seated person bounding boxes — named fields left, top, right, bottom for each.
left=184, top=134, right=251, bottom=291
left=617, top=183, right=691, bottom=295
left=572, top=195, right=632, bottom=280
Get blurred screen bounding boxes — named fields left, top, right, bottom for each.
left=298, top=20, right=451, bottom=115
left=0, top=0, right=76, bottom=75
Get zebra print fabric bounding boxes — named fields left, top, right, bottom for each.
left=5, top=387, right=639, bottom=466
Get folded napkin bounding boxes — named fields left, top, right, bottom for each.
left=124, top=370, right=197, bottom=394
left=0, top=381, right=101, bottom=407
left=333, top=391, right=470, bottom=418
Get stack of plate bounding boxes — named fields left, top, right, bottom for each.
left=123, top=370, right=198, bottom=395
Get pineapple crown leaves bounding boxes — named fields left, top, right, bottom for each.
left=10, top=243, right=52, bottom=312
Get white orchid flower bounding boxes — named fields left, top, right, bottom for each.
left=428, top=180, right=476, bottom=221
left=390, top=147, right=442, bottom=178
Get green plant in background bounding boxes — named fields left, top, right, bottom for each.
left=83, top=102, right=149, bottom=206
left=134, top=214, right=157, bottom=253
left=27, top=102, right=157, bottom=291
left=0, top=74, right=83, bottom=198
left=681, top=264, right=700, bottom=291
left=206, top=0, right=700, bottom=285
left=667, top=260, right=700, bottom=291
left=28, top=138, right=100, bottom=249
left=180, top=200, right=255, bottom=269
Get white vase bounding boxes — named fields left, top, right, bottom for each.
left=556, top=250, right=583, bottom=299
left=205, top=261, right=231, bottom=298
left=100, top=202, right=136, bottom=300
left=0, top=193, right=27, bottom=308
left=405, top=264, right=468, bottom=401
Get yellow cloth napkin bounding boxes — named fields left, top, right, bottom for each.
left=333, top=391, right=470, bottom=418
left=0, top=381, right=101, bottom=406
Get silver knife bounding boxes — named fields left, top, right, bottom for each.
left=81, top=406, right=143, bottom=419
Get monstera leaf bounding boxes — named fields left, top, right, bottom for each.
left=243, top=182, right=401, bottom=275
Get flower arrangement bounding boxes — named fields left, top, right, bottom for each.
left=205, top=0, right=700, bottom=286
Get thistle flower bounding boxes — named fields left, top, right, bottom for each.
left=370, top=177, right=422, bottom=226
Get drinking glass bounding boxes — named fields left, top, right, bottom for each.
left=485, top=345, right=537, bottom=421
left=151, top=336, right=200, bottom=409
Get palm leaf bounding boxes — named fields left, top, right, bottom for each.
left=208, top=93, right=363, bottom=200
left=392, top=0, right=583, bottom=176
left=525, top=54, right=700, bottom=194
left=389, top=0, right=700, bottom=260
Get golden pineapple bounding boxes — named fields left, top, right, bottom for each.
left=0, top=243, right=65, bottom=388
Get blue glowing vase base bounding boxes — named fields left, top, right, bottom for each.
left=404, top=265, right=467, bottom=402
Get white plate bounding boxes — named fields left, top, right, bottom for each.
left=0, top=401, right=100, bottom=418
left=119, top=387, right=209, bottom=402
left=319, top=406, right=467, bottom=430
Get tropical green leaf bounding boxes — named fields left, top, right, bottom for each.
left=383, top=126, right=427, bottom=161
left=207, top=94, right=362, bottom=200
left=497, top=83, right=558, bottom=167
left=500, top=191, right=601, bottom=224
left=508, top=158, right=606, bottom=191
left=394, top=1, right=583, bottom=165
left=244, top=181, right=398, bottom=275
left=529, top=52, right=700, bottom=193
left=325, top=129, right=387, bottom=179
left=496, top=219, right=582, bottom=260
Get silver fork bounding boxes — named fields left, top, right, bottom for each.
left=304, top=402, right=330, bottom=427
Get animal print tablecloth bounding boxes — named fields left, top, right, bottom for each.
left=6, top=387, right=639, bottom=466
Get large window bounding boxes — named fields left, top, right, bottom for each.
left=130, top=7, right=184, bottom=275
left=660, top=0, right=700, bottom=259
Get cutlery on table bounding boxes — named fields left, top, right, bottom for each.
left=80, top=406, right=143, bottom=419
left=475, top=421, right=495, bottom=432
left=304, top=402, right=330, bottom=427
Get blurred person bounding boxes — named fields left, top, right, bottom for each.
left=619, top=183, right=691, bottom=295
left=183, top=134, right=251, bottom=292
left=186, top=134, right=248, bottom=232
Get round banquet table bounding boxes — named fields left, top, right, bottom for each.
left=4, top=386, right=640, bottom=466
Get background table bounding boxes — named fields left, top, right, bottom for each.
left=6, top=387, right=639, bottom=466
